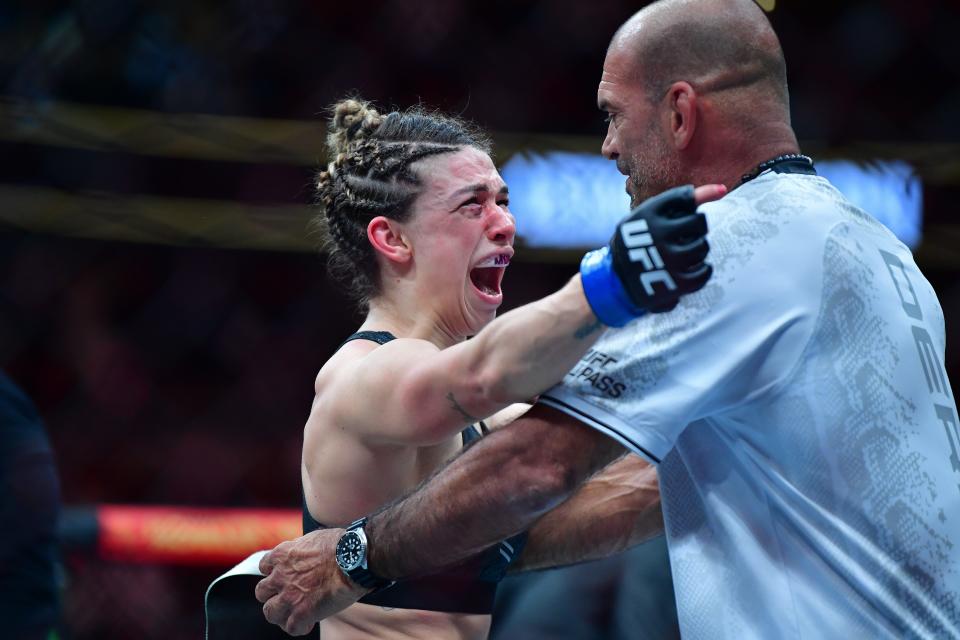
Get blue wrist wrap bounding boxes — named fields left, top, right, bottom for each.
left=579, top=247, right=647, bottom=327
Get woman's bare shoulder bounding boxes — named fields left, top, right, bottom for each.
left=313, top=336, right=439, bottom=395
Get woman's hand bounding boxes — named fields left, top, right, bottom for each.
left=580, top=182, right=726, bottom=325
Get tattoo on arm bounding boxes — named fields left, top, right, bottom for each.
left=446, top=392, right=478, bottom=423
left=574, top=318, right=603, bottom=340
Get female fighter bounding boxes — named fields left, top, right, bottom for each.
left=301, top=97, right=720, bottom=639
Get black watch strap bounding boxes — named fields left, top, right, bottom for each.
left=343, top=518, right=395, bottom=592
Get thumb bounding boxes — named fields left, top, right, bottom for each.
left=692, top=183, right=727, bottom=206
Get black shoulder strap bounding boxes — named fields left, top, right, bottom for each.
left=339, top=330, right=397, bottom=349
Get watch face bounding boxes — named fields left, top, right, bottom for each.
left=336, top=531, right=365, bottom=571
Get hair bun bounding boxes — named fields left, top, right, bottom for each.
left=327, top=98, right=383, bottom=156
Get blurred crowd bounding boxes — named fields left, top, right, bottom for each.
left=2, top=1, right=957, bottom=140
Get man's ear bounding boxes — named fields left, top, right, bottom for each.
left=666, top=81, right=697, bottom=150
left=367, top=216, right=412, bottom=264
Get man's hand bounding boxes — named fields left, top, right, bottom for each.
left=255, top=529, right=369, bottom=636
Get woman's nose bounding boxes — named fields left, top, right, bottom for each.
left=486, top=207, right=516, bottom=243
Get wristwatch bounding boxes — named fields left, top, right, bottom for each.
left=335, top=517, right=396, bottom=592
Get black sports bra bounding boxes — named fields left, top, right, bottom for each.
left=302, top=330, right=527, bottom=614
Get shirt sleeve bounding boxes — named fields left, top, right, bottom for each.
left=540, top=179, right=829, bottom=463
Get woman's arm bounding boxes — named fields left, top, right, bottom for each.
left=326, top=184, right=723, bottom=446
left=324, top=275, right=602, bottom=445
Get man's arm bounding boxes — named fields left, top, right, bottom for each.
left=365, top=404, right=625, bottom=578
left=509, top=452, right=662, bottom=573
left=256, top=405, right=624, bottom=634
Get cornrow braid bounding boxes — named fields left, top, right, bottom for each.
left=313, top=98, right=491, bottom=309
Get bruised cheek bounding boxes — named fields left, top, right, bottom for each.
left=440, top=215, right=480, bottom=252
left=422, top=233, right=472, bottom=278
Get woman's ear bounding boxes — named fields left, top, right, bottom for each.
left=667, top=81, right=698, bottom=150
left=367, top=216, right=412, bottom=264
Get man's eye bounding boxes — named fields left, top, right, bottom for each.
left=459, top=197, right=480, bottom=208
left=497, top=199, right=510, bottom=208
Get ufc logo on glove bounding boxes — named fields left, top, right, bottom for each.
left=620, top=218, right=678, bottom=295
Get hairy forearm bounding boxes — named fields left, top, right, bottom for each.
left=510, top=453, right=663, bottom=573
left=365, top=405, right=624, bottom=579
left=456, top=275, right=602, bottom=415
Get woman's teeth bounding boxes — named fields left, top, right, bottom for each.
left=475, top=254, right=510, bottom=268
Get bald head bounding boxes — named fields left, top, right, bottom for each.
left=610, top=0, right=789, bottom=111
left=598, top=0, right=799, bottom=200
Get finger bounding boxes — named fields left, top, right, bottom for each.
left=255, top=574, right=278, bottom=603
left=262, top=596, right=290, bottom=627
left=671, top=237, right=709, bottom=266
left=259, top=550, right=275, bottom=575
left=693, top=183, right=727, bottom=206
left=648, top=299, right=679, bottom=313
left=285, top=612, right=316, bottom=637
left=624, top=185, right=695, bottom=224
left=664, top=210, right=708, bottom=241
left=676, top=262, right=713, bottom=292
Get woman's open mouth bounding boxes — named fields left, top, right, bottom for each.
left=469, top=253, right=511, bottom=302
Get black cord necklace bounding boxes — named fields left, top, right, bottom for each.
left=739, top=153, right=816, bottom=186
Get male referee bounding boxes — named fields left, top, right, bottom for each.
left=257, top=1, right=960, bottom=637
left=0, top=370, right=61, bottom=640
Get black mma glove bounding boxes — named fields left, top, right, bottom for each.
left=580, top=185, right=713, bottom=326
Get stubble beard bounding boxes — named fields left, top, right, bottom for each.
left=626, top=133, right=685, bottom=207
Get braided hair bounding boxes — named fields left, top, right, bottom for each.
left=314, top=98, right=491, bottom=309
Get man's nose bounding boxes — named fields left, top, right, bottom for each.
left=602, top=127, right=619, bottom=160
